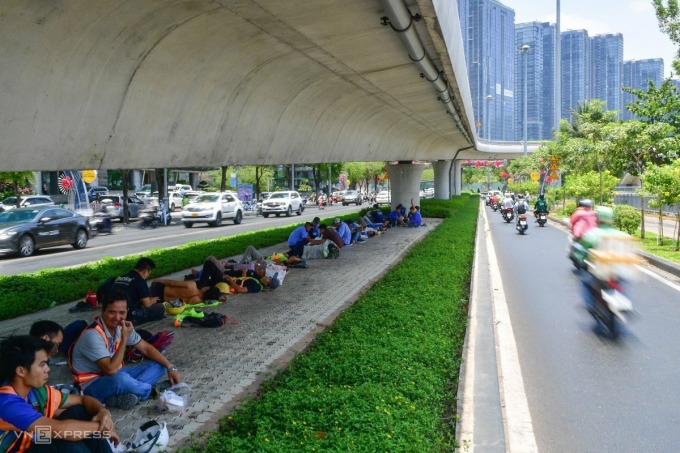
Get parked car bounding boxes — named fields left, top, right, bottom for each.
left=181, top=191, right=243, bottom=227
left=0, top=207, right=90, bottom=257
left=261, top=191, right=304, bottom=217
left=87, top=186, right=109, bottom=201
left=0, top=195, right=55, bottom=212
left=95, top=194, right=147, bottom=221
left=342, top=190, right=363, bottom=206
left=376, top=190, right=391, bottom=205
left=168, top=192, right=184, bottom=211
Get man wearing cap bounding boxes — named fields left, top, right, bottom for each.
left=333, top=218, right=354, bottom=246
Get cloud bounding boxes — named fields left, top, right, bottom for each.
left=629, top=0, right=653, bottom=13
left=558, top=13, right=614, bottom=35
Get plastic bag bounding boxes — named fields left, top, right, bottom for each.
left=157, top=383, right=191, bottom=413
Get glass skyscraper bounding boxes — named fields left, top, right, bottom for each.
left=621, top=59, right=664, bottom=120
left=459, top=0, right=515, bottom=141
left=590, top=34, right=624, bottom=113
left=560, top=30, right=590, bottom=120
left=515, top=22, right=543, bottom=141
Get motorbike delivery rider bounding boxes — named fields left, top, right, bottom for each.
left=568, top=199, right=598, bottom=265
left=578, top=206, right=632, bottom=313
left=533, top=193, right=548, bottom=220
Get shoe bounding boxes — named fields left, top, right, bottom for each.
left=105, top=393, right=139, bottom=410
left=356, top=239, right=366, bottom=243
left=68, top=301, right=95, bottom=313
left=154, top=379, right=173, bottom=393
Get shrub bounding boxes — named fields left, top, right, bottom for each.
left=560, top=200, right=577, bottom=217
left=614, top=204, right=641, bottom=234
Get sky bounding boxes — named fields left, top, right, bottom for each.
left=503, top=0, right=678, bottom=78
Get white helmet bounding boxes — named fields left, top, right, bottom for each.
left=126, top=420, right=169, bottom=453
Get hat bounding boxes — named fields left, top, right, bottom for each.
left=266, top=276, right=280, bottom=289
left=215, top=282, right=230, bottom=295
left=333, top=218, right=341, bottom=224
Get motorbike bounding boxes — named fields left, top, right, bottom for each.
left=584, top=276, right=633, bottom=339
left=501, top=207, right=514, bottom=223
left=536, top=211, right=548, bottom=227
left=243, top=201, right=259, bottom=215
left=567, top=235, right=588, bottom=270
left=90, top=213, right=112, bottom=236
left=516, top=214, right=528, bottom=235
left=490, top=200, right=499, bottom=211
left=139, top=202, right=171, bottom=229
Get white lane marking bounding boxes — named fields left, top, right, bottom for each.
left=483, top=207, right=539, bottom=453
left=638, top=265, right=680, bottom=292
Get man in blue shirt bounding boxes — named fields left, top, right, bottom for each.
left=333, top=218, right=354, bottom=245
left=287, top=222, right=314, bottom=257
left=0, top=335, right=119, bottom=452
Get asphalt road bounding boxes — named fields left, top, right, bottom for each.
left=0, top=203, right=361, bottom=276
left=486, top=206, right=680, bottom=452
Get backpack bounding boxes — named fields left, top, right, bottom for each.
left=59, top=320, right=88, bottom=355
left=517, top=203, right=527, bottom=214
left=125, top=330, right=175, bottom=363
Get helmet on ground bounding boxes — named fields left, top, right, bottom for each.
left=163, top=300, right=186, bottom=315
left=595, top=206, right=614, bottom=225
left=578, top=199, right=593, bottom=209
left=127, top=420, right=169, bottom=453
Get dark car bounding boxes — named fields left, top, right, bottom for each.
left=0, top=207, right=91, bottom=257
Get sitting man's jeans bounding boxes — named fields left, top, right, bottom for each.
left=83, top=361, right=166, bottom=403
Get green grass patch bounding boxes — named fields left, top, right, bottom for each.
left=635, top=230, right=680, bottom=264
left=181, top=195, right=479, bottom=452
left=0, top=213, right=364, bottom=321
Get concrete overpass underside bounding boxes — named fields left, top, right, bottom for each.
left=0, top=0, right=499, bottom=173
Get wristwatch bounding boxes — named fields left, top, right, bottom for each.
left=167, top=364, right=178, bottom=372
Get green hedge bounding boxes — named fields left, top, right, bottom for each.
left=181, top=195, right=478, bottom=452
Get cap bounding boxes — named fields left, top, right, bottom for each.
left=333, top=218, right=341, bottom=224
left=255, top=261, right=267, bottom=273
left=267, top=276, right=280, bottom=289
left=215, top=282, right=230, bottom=295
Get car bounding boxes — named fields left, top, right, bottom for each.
left=0, top=195, right=55, bottom=212
left=87, top=186, right=109, bottom=201
left=423, top=187, right=435, bottom=198
left=181, top=191, right=243, bottom=227
left=376, top=190, right=391, bottom=205
left=261, top=191, right=304, bottom=217
left=342, top=190, right=363, bottom=206
left=95, top=194, right=147, bottom=221
left=168, top=191, right=184, bottom=211
left=258, top=192, right=272, bottom=202
left=0, top=206, right=90, bottom=257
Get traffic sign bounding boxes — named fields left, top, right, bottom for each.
left=81, top=170, right=96, bottom=183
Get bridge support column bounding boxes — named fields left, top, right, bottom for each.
left=451, top=160, right=463, bottom=196
left=387, top=161, right=425, bottom=208
left=433, top=160, right=450, bottom=199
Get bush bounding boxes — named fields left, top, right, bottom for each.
left=614, top=204, right=641, bottom=234
left=560, top=200, right=577, bottom=217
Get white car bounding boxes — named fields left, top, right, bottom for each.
left=376, top=190, right=391, bottom=205
left=261, top=191, right=304, bottom=217
left=181, top=192, right=243, bottom=227
left=168, top=190, right=202, bottom=211
left=1, top=195, right=55, bottom=211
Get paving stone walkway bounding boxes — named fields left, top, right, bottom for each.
left=0, top=220, right=440, bottom=451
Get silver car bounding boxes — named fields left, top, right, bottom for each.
left=1, top=195, right=55, bottom=212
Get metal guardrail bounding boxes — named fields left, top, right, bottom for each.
left=614, top=192, right=678, bottom=217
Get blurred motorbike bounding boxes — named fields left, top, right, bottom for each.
left=536, top=211, right=548, bottom=227
left=583, top=275, right=633, bottom=339
left=516, top=214, right=528, bottom=235
left=501, top=207, right=514, bottom=223
left=90, top=213, right=112, bottom=236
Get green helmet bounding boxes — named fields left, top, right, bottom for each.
left=595, top=206, right=614, bottom=225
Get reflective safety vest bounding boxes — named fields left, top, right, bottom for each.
left=69, top=316, right=122, bottom=385
left=0, top=385, right=62, bottom=453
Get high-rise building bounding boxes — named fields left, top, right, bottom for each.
left=540, top=22, right=556, bottom=139
left=560, top=30, right=590, bottom=120
left=590, top=34, right=624, bottom=113
left=515, top=22, right=543, bottom=142
left=459, top=0, right=515, bottom=141
left=621, top=59, right=664, bottom=120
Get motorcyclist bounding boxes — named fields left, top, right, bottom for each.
left=578, top=206, right=633, bottom=313
left=534, top=193, right=549, bottom=221
left=501, top=194, right=514, bottom=219
left=513, top=195, right=529, bottom=227
left=570, top=199, right=597, bottom=240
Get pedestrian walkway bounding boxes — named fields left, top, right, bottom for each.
left=0, top=221, right=440, bottom=451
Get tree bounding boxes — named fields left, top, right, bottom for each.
left=653, top=0, right=680, bottom=74
left=641, top=160, right=680, bottom=249
left=564, top=170, right=618, bottom=204
left=0, top=172, right=35, bottom=206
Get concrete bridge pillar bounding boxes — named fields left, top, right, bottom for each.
left=387, top=161, right=425, bottom=209
left=451, top=160, right=463, bottom=196
left=433, top=160, right=451, bottom=199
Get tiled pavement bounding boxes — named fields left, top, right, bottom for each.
left=0, top=220, right=440, bottom=451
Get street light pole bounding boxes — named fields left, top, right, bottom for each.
left=520, top=44, right=530, bottom=157
left=485, top=94, right=493, bottom=140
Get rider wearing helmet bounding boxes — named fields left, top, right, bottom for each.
left=570, top=199, right=597, bottom=240
left=534, top=193, right=549, bottom=220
